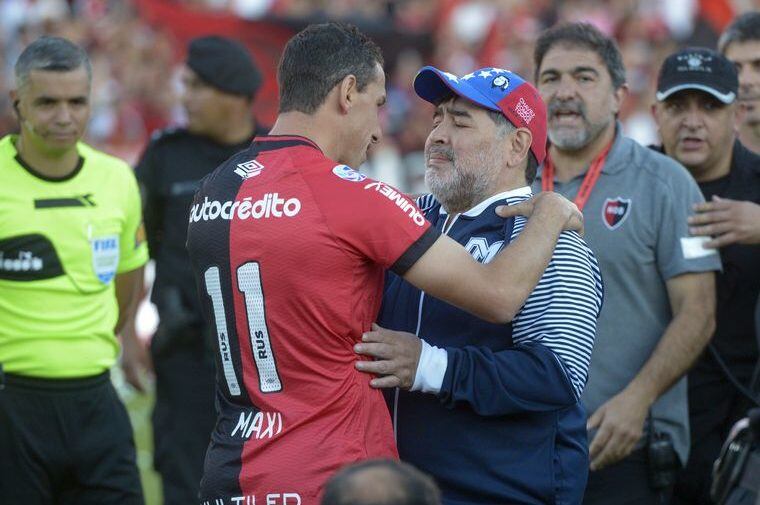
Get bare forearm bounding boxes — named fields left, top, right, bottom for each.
left=626, top=294, right=715, bottom=405
left=115, top=267, right=144, bottom=335
left=481, top=203, right=566, bottom=319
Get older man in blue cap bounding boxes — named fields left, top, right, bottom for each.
left=355, top=65, right=604, bottom=505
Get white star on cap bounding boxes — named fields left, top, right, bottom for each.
left=443, top=72, right=459, bottom=82
left=478, top=70, right=492, bottom=78
left=462, top=72, right=476, bottom=80
left=491, top=68, right=508, bottom=74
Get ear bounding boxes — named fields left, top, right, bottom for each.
left=9, top=89, right=20, bottom=117
left=650, top=102, right=659, bottom=122
left=611, top=83, right=629, bottom=115
left=507, top=128, right=532, bottom=168
left=337, top=74, right=358, bottom=115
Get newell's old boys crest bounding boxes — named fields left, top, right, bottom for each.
left=602, top=197, right=631, bottom=230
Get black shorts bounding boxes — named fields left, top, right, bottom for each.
left=0, top=370, right=144, bottom=505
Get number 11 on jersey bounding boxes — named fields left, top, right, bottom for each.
left=237, top=262, right=282, bottom=393
left=203, top=262, right=283, bottom=395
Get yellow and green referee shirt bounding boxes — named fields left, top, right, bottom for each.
left=0, top=135, right=148, bottom=378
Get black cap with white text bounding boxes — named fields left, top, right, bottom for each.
left=656, top=47, right=738, bottom=104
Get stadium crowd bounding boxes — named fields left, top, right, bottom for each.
left=0, top=0, right=751, bottom=190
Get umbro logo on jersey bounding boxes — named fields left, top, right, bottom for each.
left=364, top=181, right=425, bottom=226
left=189, top=193, right=301, bottom=223
left=234, top=159, right=264, bottom=179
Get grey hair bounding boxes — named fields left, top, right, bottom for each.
left=718, top=12, right=760, bottom=54
left=15, top=36, right=92, bottom=90
left=485, top=109, right=539, bottom=184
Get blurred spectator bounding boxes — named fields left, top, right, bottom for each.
left=719, top=11, right=760, bottom=154
left=1, top=1, right=758, bottom=193
left=650, top=46, right=760, bottom=505
left=126, top=35, right=265, bottom=505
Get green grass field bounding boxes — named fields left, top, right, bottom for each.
left=114, top=369, right=163, bottom=505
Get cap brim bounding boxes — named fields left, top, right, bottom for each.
left=413, top=66, right=500, bottom=112
left=656, top=83, right=736, bottom=104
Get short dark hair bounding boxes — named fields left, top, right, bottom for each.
left=485, top=110, right=539, bottom=184
left=278, top=22, right=384, bottom=114
left=718, top=12, right=760, bottom=54
left=534, top=22, right=626, bottom=90
left=15, top=36, right=91, bottom=90
left=321, top=459, right=441, bottom=505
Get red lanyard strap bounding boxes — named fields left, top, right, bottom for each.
left=542, top=142, right=613, bottom=212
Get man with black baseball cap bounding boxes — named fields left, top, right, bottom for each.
left=651, top=46, right=760, bottom=505
left=123, top=34, right=267, bottom=505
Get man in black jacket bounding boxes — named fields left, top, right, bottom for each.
left=651, top=46, right=760, bottom=505
left=125, top=35, right=267, bottom=504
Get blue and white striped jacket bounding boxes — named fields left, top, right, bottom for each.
left=379, top=187, right=604, bottom=505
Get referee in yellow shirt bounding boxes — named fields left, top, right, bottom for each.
left=0, top=36, right=147, bottom=504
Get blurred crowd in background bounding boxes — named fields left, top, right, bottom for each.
left=1, top=0, right=759, bottom=192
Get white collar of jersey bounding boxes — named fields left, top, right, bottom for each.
left=439, top=186, right=532, bottom=217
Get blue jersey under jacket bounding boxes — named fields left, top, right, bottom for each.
left=379, top=189, right=604, bottom=505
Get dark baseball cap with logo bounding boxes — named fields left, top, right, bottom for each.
left=656, top=47, right=738, bottom=104
left=413, top=66, right=547, bottom=165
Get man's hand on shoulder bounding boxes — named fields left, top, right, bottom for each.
left=496, top=192, right=584, bottom=236
left=689, top=196, right=760, bottom=247
left=354, top=324, right=422, bottom=390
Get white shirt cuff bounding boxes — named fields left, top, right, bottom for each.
left=411, top=339, right=448, bottom=394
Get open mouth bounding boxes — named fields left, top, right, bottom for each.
left=679, top=136, right=705, bottom=150
left=552, top=111, right=583, bottom=124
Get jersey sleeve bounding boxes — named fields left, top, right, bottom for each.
left=308, top=166, right=440, bottom=275
left=654, top=164, right=721, bottom=279
left=117, top=168, right=149, bottom=273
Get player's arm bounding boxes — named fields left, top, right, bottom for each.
left=114, top=266, right=144, bottom=335
left=358, top=233, right=603, bottom=415
left=587, top=271, right=715, bottom=470
left=117, top=166, right=151, bottom=390
left=403, top=192, right=580, bottom=323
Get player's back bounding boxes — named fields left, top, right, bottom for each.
left=187, top=135, right=432, bottom=504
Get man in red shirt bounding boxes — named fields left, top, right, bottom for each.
left=187, top=22, right=581, bottom=505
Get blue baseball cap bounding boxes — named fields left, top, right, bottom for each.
left=413, top=66, right=547, bottom=165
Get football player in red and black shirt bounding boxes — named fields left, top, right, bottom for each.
left=187, top=22, right=581, bottom=505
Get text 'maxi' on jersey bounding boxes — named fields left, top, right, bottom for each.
left=186, top=135, right=439, bottom=504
